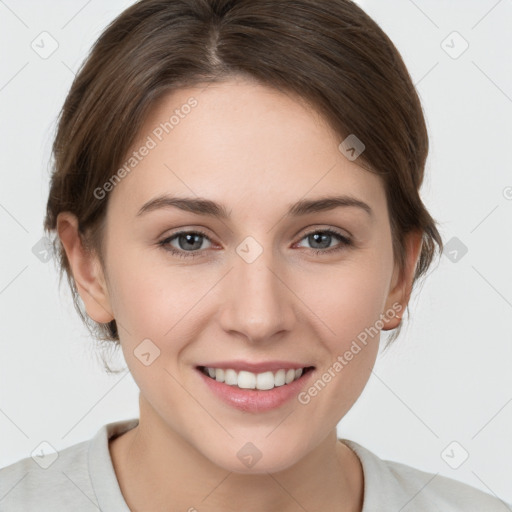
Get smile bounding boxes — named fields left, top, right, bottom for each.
left=198, top=366, right=314, bottom=390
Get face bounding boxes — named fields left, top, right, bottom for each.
left=84, top=77, right=406, bottom=473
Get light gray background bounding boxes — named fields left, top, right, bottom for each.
left=1, top=0, right=511, bottom=504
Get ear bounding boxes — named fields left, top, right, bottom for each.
left=381, top=229, right=423, bottom=331
left=56, top=212, right=114, bottom=324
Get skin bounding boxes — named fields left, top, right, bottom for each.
left=58, top=76, right=422, bottom=512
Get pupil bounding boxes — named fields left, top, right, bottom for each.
left=311, top=232, right=329, bottom=249
left=180, top=233, right=201, bottom=250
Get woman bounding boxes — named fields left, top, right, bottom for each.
left=1, top=0, right=509, bottom=510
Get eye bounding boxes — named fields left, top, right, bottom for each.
left=158, top=227, right=353, bottom=259
left=295, top=228, right=352, bottom=255
left=158, top=230, right=212, bottom=258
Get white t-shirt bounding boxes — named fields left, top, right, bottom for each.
left=0, top=418, right=509, bottom=511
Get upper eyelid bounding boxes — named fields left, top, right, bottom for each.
left=161, top=226, right=351, bottom=247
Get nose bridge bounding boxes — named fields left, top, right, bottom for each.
left=218, top=235, right=294, bottom=342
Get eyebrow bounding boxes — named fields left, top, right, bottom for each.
left=136, top=194, right=373, bottom=219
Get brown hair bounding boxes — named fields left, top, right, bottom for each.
left=44, top=0, right=443, bottom=367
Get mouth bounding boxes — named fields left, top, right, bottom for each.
left=196, top=365, right=315, bottom=391
left=196, top=363, right=316, bottom=412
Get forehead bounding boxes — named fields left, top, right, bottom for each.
left=107, top=78, right=386, bottom=220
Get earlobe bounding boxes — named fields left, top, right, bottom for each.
left=381, top=230, right=423, bottom=331
left=56, top=212, right=114, bottom=324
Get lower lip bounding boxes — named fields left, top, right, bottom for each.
left=196, top=367, right=315, bottom=413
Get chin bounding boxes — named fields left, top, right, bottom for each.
left=202, top=439, right=303, bottom=475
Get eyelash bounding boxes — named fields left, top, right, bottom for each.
left=157, top=228, right=353, bottom=259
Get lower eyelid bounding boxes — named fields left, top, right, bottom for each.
left=160, top=231, right=212, bottom=251
left=296, top=230, right=351, bottom=247
left=159, top=229, right=351, bottom=256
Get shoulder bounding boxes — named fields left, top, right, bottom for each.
left=0, top=437, right=96, bottom=511
left=382, top=458, right=508, bottom=511
left=0, top=418, right=137, bottom=511
left=341, top=439, right=511, bottom=512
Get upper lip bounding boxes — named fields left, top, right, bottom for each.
left=197, top=360, right=314, bottom=373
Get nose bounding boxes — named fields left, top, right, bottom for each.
left=218, top=243, right=297, bottom=344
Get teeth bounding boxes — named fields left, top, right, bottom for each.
left=256, top=371, right=274, bottom=390
left=203, top=366, right=309, bottom=390
left=274, top=369, right=285, bottom=386
left=224, top=369, right=237, bottom=386
left=238, top=370, right=256, bottom=389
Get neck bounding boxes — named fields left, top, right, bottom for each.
left=109, top=397, right=364, bottom=512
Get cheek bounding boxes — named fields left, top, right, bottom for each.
left=104, top=240, right=190, bottom=346
left=106, top=257, right=196, bottom=406
left=305, top=246, right=393, bottom=392
left=310, top=251, right=392, bottom=345
left=106, top=222, right=393, bottom=354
